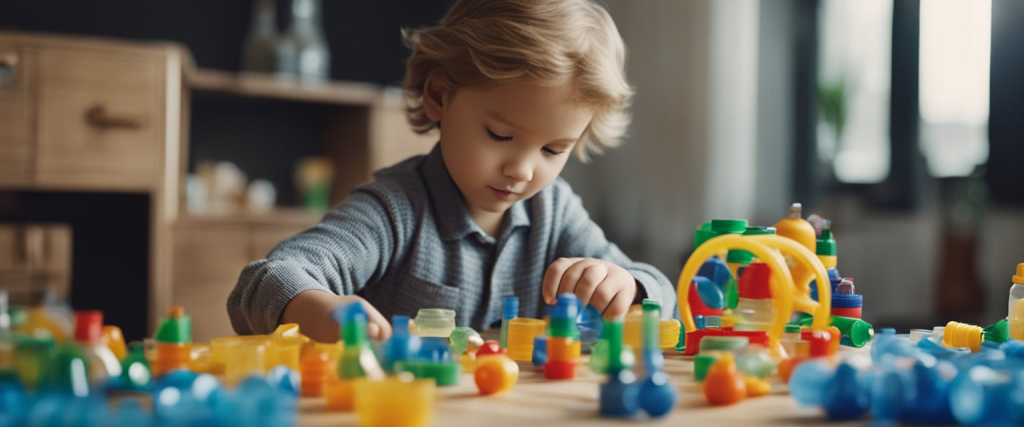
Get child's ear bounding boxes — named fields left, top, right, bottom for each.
left=423, top=77, right=445, bottom=122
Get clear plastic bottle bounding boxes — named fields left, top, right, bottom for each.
left=733, top=263, right=775, bottom=331
left=72, top=311, right=122, bottom=385
left=1009, top=263, right=1024, bottom=341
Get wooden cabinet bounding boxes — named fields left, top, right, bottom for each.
left=0, top=43, right=33, bottom=186
left=35, top=49, right=164, bottom=189
left=0, top=32, right=181, bottom=192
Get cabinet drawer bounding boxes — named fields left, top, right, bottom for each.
left=35, top=49, right=163, bottom=189
left=0, top=44, right=32, bottom=186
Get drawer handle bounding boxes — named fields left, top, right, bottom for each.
left=86, top=105, right=147, bottom=129
left=0, top=52, right=17, bottom=86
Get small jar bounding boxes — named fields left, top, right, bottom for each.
left=414, top=309, right=456, bottom=338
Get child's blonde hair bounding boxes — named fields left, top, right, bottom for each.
left=402, top=0, right=633, bottom=162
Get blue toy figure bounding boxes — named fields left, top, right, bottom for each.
left=637, top=301, right=676, bottom=417
left=383, top=315, right=421, bottom=373
left=822, top=362, right=870, bottom=420
left=598, top=320, right=639, bottom=417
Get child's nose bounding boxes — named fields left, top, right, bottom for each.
left=503, top=159, right=533, bottom=182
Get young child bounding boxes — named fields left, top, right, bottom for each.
left=228, top=0, right=676, bottom=343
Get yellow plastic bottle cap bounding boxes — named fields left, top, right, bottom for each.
left=1013, top=263, right=1024, bottom=284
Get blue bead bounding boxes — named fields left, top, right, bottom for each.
left=789, top=359, right=834, bottom=407
left=693, top=276, right=725, bottom=309
left=266, top=366, right=301, bottom=398
left=417, top=337, right=451, bottom=362
left=950, top=365, right=1016, bottom=425
left=0, top=377, right=28, bottom=427
left=638, top=371, right=676, bottom=417
left=871, top=367, right=914, bottom=423
left=577, top=305, right=603, bottom=344
left=697, top=257, right=733, bottom=289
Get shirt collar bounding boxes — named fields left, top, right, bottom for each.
left=421, top=142, right=532, bottom=242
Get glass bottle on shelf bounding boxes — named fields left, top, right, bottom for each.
left=242, top=0, right=280, bottom=73
left=276, top=0, right=330, bottom=81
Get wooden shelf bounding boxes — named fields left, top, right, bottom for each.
left=176, top=207, right=324, bottom=227
left=186, top=68, right=390, bottom=107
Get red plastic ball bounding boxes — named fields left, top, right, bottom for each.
left=477, top=341, right=505, bottom=357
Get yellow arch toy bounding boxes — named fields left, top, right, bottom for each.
left=676, top=234, right=832, bottom=357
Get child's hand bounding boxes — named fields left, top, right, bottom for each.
left=542, top=257, right=640, bottom=319
left=282, top=291, right=393, bottom=342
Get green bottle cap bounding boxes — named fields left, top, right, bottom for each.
left=604, top=320, right=625, bottom=372
left=693, top=353, right=721, bottom=381
left=816, top=220, right=837, bottom=256
left=641, top=299, right=660, bottom=312
left=154, top=306, right=192, bottom=344
left=983, top=319, right=1009, bottom=343
left=785, top=324, right=802, bottom=333
left=711, top=219, right=748, bottom=234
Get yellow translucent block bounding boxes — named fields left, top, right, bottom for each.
left=188, top=344, right=222, bottom=375
left=507, top=318, right=545, bottom=361
left=624, top=305, right=643, bottom=357
left=354, top=377, right=436, bottom=427
left=224, top=342, right=266, bottom=386
left=659, top=319, right=681, bottom=349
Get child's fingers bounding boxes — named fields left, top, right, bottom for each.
left=573, top=264, right=607, bottom=307
left=601, top=289, right=633, bottom=320
left=542, top=257, right=582, bottom=303
left=556, top=259, right=592, bottom=298
left=359, top=300, right=392, bottom=340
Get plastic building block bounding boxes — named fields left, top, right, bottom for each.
left=549, top=294, right=580, bottom=338
left=599, top=321, right=639, bottom=418
left=499, top=296, right=518, bottom=349
left=383, top=315, right=421, bottom=373
left=325, top=377, right=357, bottom=411
left=637, top=304, right=675, bottom=417
left=943, top=321, right=984, bottom=352
left=0, top=372, right=27, bottom=427
left=73, top=310, right=122, bottom=383
left=332, top=302, right=383, bottom=381
left=531, top=336, right=547, bottom=366
left=577, top=304, right=603, bottom=348
left=474, top=354, right=518, bottom=395
left=507, top=318, right=545, bottom=361
left=395, top=360, right=461, bottom=386
left=659, top=319, right=681, bottom=349
left=152, top=306, right=192, bottom=378
left=354, top=376, right=435, bottom=427
left=982, top=319, right=1009, bottom=344
left=693, top=353, right=720, bottom=382
left=702, top=353, right=746, bottom=406
left=300, top=347, right=333, bottom=397
left=414, top=308, right=456, bottom=338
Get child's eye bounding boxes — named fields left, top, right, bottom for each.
left=542, top=147, right=564, bottom=156
left=486, top=128, right=513, bottom=142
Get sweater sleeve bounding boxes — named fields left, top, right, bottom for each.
left=227, top=189, right=401, bottom=334
left=551, top=180, right=678, bottom=319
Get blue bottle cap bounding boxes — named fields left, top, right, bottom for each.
left=503, top=297, right=519, bottom=320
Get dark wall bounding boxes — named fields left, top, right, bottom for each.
left=989, top=0, right=1024, bottom=206
left=0, top=0, right=455, bottom=85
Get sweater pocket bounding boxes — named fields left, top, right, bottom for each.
left=395, top=274, right=462, bottom=318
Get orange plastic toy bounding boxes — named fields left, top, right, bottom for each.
left=703, top=353, right=746, bottom=406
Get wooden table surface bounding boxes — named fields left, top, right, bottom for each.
left=297, top=347, right=872, bottom=426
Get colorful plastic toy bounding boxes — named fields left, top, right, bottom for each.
left=383, top=315, right=421, bottom=373
left=1008, top=263, right=1024, bottom=341
left=676, top=232, right=833, bottom=358
left=507, top=317, right=545, bottom=362
left=414, top=308, right=456, bottom=338
left=354, top=376, right=435, bottom=427
left=151, top=306, right=192, bottom=378
left=499, top=296, right=518, bottom=349
left=474, top=348, right=518, bottom=395
left=598, top=320, right=639, bottom=417
left=72, top=310, right=122, bottom=384
left=702, top=353, right=746, bottom=406
left=545, top=294, right=581, bottom=380
left=637, top=301, right=676, bottom=417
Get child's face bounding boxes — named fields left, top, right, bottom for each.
left=430, top=80, right=594, bottom=219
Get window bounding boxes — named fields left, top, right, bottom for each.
left=919, top=0, right=991, bottom=178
